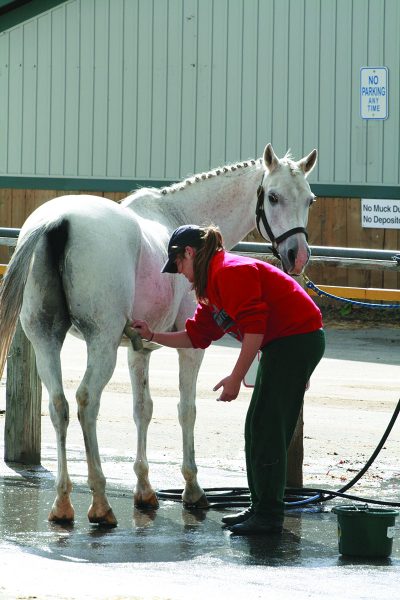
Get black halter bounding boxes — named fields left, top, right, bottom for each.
left=255, top=183, right=308, bottom=261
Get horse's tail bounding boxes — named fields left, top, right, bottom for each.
left=0, top=219, right=63, bottom=380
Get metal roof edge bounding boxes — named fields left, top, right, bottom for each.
left=0, top=0, right=66, bottom=33
left=0, top=176, right=398, bottom=199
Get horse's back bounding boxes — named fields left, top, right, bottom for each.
left=22, top=194, right=169, bottom=253
left=20, top=193, right=181, bottom=335
left=22, top=194, right=137, bottom=239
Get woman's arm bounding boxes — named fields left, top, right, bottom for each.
left=213, top=332, right=264, bottom=402
left=231, top=332, right=264, bottom=381
left=131, top=320, right=194, bottom=349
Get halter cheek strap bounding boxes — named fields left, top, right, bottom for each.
left=255, top=184, right=308, bottom=261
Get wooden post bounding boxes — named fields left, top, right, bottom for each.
left=4, top=320, right=42, bottom=464
left=287, top=410, right=303, bottom=487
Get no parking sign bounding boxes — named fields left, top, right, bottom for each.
left=360, top=67, right=388, bottom=120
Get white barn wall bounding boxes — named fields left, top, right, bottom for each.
left=0, top=0, right=399, bottom=186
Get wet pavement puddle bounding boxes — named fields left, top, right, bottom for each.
left=0, top=460, right=399, bottom=599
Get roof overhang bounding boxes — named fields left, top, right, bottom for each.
left=0, top=0, right=66, bottom=33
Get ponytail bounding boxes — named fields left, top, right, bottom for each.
left=193, top=225, right=224, bottom=302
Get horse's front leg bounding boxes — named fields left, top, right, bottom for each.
left=178, top=348, right=209, bottom=509
left=77, top=343, right=119, bottom=527
left=128, top=347, right=159, bottom=508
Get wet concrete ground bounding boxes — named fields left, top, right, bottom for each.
left=0, top=451, right=399, bottom=600
left=1, top=327, right=400, bottom=599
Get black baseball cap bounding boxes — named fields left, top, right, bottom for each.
left=161, top=225, right=204, bottom=273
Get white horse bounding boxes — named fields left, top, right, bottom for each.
left=0, top=144, right=317, bottom=526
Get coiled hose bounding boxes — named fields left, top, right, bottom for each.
left=157, top=397, right=400, bottom=509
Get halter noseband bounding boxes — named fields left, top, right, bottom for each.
left=255, top=183, right=308, bottom=261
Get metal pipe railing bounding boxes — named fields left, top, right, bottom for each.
left=232, top=241, right=400, bottom=263
left=0, top=227, right=399, bottom=264
left=0, top=227, right=19, bottom=238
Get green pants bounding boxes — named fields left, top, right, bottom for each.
left=244, top=328, right=325, bottom=522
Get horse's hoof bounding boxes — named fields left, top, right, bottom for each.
left=183, top=493, right=210, bottom=510
left=48, top=498, right=75, bottom=523
left=88, top=508, right=118, bottom=527
left=134, top=492, right=160, bottom=510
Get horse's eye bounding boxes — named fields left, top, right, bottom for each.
left=309, top=197, right=316, bottom=207
left=268, top=193, right=278, bottom=205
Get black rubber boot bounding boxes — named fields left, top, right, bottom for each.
left=221, top=507, right=254, bottom=526
left=228, top=514, right=283, bottom=536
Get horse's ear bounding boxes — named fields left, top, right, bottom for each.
left=263, top=144, right=280, bottom=173
left=298, top=149, right=317, bottom=175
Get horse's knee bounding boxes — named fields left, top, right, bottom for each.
left=49, top=393, right=69, bottom=425
left=76, top=385, right=89, bottom=409
left=76, top=386, right=95, bottom=424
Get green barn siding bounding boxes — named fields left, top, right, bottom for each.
left=382, top=0, right=400, bottom=185
left=334, top=0, right=352, bottom=183
left=0, top=0, right=399, bottom=188
left=271, top=0, right=289, bottom=152
left=287, top=0, right=305, bottom=158
left=78, top=0, right=94, bottom=176
left=0, top=32, right=8, bottom=172
left=350, top=0, right=368, bottom=185
left=64, top=0, right=79, bottom=175
left=8, top=26, right=23, bottom=172
left=36, top=13, right=52, bottom=175
left=50, top=6, right=66, bottom=175
left=22, top=19, right=38, bottom=174
left=255, top=0, right=273, bottom=154
left=366, top=0, right=385, bottom=184
left=107, top=0, right=124, bottom=178
left=209, top=0, right=228, bottom=167
left=151, top=0, right=168, bottom=178
left=164, top=0, right=183, bottom=178
left=317, top=0, right=335, bottom=183
left=302, top=0, right=320, bottom=163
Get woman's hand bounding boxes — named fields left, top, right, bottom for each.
left=131, top=319, right=153, bottom=341
left=213, top=333, right=263, bottom=402
left=213, top=373, right=242, bottom=402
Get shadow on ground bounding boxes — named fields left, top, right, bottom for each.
left=0, top=462, right=398, bottom=569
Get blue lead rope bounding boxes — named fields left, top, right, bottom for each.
left=302, top=275, right=400, bottom=310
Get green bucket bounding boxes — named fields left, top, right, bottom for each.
left=332, top=504, right=398, bottom=558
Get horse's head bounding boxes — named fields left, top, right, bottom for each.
left=256, top=144, right=317, bottom=275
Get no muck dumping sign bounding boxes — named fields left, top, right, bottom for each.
left=361, top=199, right=400, bottom=229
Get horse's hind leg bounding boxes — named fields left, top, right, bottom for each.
left=76, top=336, right=120, bottom=526
left=21, top=265, right=74, bottom=523
left=178, top=348, right=209, bottom=508
left=128, top=347, right=159, bottom=508
left=35, top=343, right=75, bottom=523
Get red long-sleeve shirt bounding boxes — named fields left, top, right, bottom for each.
left=186, top=250, right=323, bottom=349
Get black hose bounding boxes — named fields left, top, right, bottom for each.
left=157, top=397, right=400, bottom=509
left=282, top=396, right=400, bottom=508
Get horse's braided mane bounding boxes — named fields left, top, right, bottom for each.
left=160, top=158, right=260, bottom=195
left=123, top=150, right=299, bottom=201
